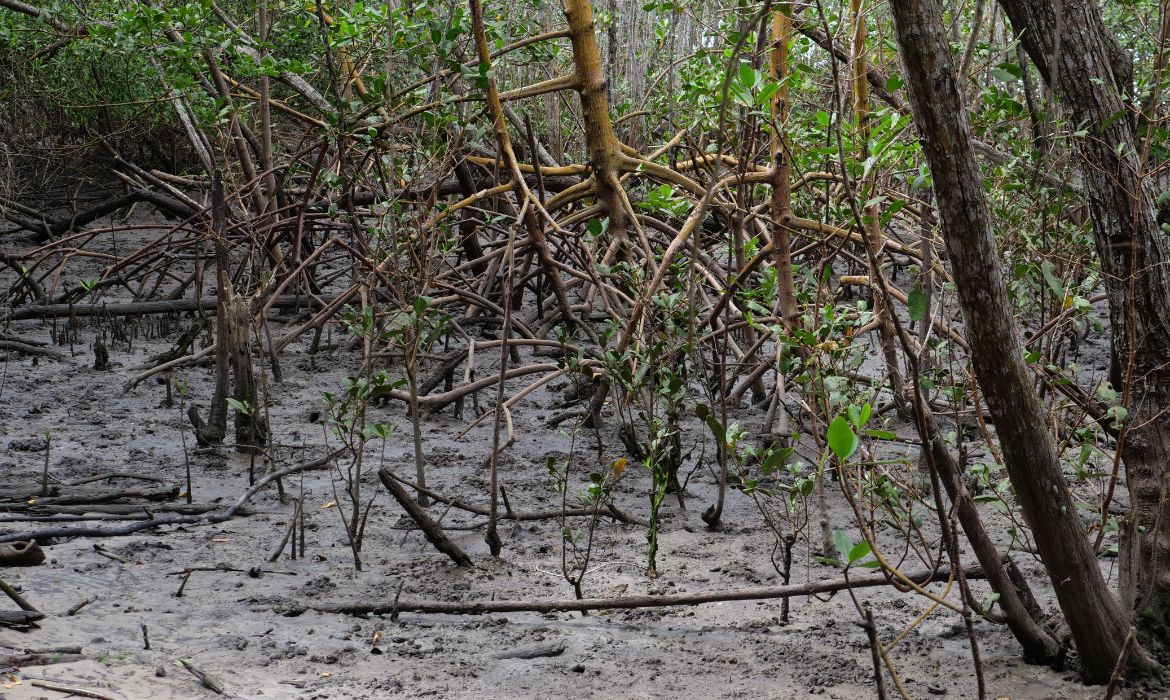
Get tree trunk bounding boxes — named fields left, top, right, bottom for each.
left=228, top=287, right=266, bottom=453
left=562, top=0, right=629, bottom=245
left=998, top=0, right=1170, bottom=661
left=887, top=0, right=1133, bottom=683
left=190, top=169, right=231, bottom=447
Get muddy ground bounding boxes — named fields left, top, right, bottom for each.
left=0, top=214, right=1122, bottom=699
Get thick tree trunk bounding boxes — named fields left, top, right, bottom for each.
left=562, top=0, right=629, bottom=244
left=887, top=0, right=1132, bottom=683
left=998, top=0, right=1170, bottom=660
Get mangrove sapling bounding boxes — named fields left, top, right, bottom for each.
left=826, top=396, right=988, bottom=695
left=322, top=369, right=401, bottom=570
left=709, top=417, right=813, bottom=623
left=380, top=296, right=450, bottom=508
left=786, top=298, right=881, bottom=560
left=598, top=311, right=690, bottom=577
left=833, top=529, right=898, bottom=699
left=549, top=428, right=625, bottom=602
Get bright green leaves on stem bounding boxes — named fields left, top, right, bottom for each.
left=827, top=402, right=892, bottom=463
left=729, top=61, right=780, bottom=109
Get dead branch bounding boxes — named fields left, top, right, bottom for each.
left=270, top=566, right=984, bottom=616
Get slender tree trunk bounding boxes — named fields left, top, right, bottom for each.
left=999, top=0, right=1170, bottom=661
left=189, top=169, right=230, bottom=447
left=887, top=0, right=1134, bottom=682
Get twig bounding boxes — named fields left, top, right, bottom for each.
left=92, top=543, right=129, bottom=564
left=66, top=597, right=94, bottom=615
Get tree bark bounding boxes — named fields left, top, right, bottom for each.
left=998, top=0, right=1170, bottom=662
left=562, top=0, right=629, bottom=245
left=887, top=0, right=1133, bottom=683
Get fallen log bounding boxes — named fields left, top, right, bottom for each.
left=0, top=339, right=70, bottom=360
left=0, top=540, right=45, bottom=566
left=269, top=566, right=984, bottom=617
left=64, top=472, right=167, bottom=487
left=0, top=503, right=239, bottom=517
left=3, top=293, right=336, bottom=322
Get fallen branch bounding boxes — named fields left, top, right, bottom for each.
left=0, top=339, right=69, bottom=360
left=28, top=681, right=114, bottom=700
left=0, top=575, right=38, bottom=612
left=379, top=469, right=474, bottom=568
left=270, top=566, right=983, bottom=616
left=382, top=471, right=648, bottom=527
left=3, top=653, right=85, bottom=667
left=179, top=659, right=225, bottom=695
left=0, top=189, right=196, bottom=242
left=0, top=485, right=180, bottom=507
left=0, top=452, right=340, bottom=544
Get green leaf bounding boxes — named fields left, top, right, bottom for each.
left=1040, top=260, right=1064, bottom=301
left=1096, top=382, right=1118, bottom=401
left=907, top=281, right=927, bottom=322
left=990, top=64, right=1022, bottom=83
left=833, top=530, right=853, bottom=560
left=757, top=81, right=780, bottom=105
left=738, top=61, right=756, bottom=89
left=847, top=404, right=862, bottom=428
left=847, top=540, right=872, bottom=564
left=226, top=398, right=251, bottom=414
left=762, top=447, right=793, bottom=474
left=827, top=415, right=859, bottom=460
left=696, top=404, right=726, bottom=444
